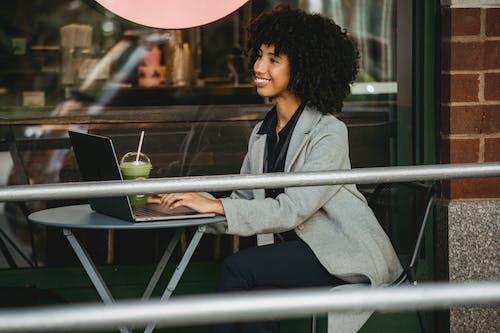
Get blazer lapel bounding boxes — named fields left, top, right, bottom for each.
left=252, top=133, right=266, bottom=173
left=251, top=132, right=267, bottom=199
left=285, top=105, right=322, bottom=172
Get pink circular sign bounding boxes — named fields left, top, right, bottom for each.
left=95, top=0, right=249, bottom=29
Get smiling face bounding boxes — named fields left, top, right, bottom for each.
left=253, top=44, right=294, bottom=101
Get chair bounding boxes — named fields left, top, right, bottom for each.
left=310, top=181, right=435, bottom=333
left=0, top=227, right=34, bottom=268
left=368, top=181, right=436, bottom=332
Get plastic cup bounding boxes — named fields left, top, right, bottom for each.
left=119, top=152, right=152, bottom=207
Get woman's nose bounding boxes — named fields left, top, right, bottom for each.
left=253, top=58, right=265, bottom=74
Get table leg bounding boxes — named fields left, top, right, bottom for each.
left=143, top=226, right=206, bottom=333
left=142, top=228, right=183, bottom=300
left=64, top=228, right=131, bottom=333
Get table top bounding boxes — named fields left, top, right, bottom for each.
left=28, top=204, right=226, bottom=230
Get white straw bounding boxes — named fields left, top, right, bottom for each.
left=136, top=131, right=145, bottom=162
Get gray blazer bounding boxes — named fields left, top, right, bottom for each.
left=218, top=105, right=403, bottom=331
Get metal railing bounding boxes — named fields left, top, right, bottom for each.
left=1, top=162, right=499, bottom=332
left=0, top=282, right=499, bottom=332
left=1, top=162, right=499, bottom=202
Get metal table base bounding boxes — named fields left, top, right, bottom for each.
left=28, top=204, right=225, bottom=333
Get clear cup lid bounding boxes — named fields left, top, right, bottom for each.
left=120, top=152, right=151, bottom=165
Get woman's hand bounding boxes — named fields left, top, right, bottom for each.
left=154, top=192, right=225, bottom=215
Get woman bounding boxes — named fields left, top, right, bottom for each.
left=159, top=5, right=402, bottom=332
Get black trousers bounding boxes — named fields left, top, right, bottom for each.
left=209, top=239, right=345, bottom=333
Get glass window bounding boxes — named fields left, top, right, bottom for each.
left=0, top=0, right=407, bottom=269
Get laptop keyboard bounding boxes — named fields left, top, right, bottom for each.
left=133, top=204, right=196, bottom=218
left=134, top=205, right=164, bottom=218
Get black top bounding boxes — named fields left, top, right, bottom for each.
left=258, top=102, right=305, bottom=198
left=258, top=103, right=306, bottom=243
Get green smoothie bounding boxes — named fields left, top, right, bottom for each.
left=120, top=153, right=152, bottom=207
left=120, top=161, right=152, bottom=179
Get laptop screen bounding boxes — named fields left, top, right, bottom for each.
left=69, top=131, right=123, bottom=182
left=68, top=130, right=135, bottom=221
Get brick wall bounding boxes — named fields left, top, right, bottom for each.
left=441, top=7, right=500, bottom=199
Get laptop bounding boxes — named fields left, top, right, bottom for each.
left=68, top=130, right=216, bottom=222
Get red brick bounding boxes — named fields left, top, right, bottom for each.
left=441, top=74, right=449, bottom=103
left=451, top=8, right=481, bottom=36
left=442, top=41, right=451, bottom=71
left=486, top=8, right=500, bottom=37
left=449, top=41, right=484, bottom=71
left=450, top=138, right=480, bottom=163
left=448, top=177, right=500, bottom=199
left=440, top=138, right=480, bottom=164
left=446, top=105, right=483, bottom=135
left=484, top=73, right=500, bottom=101
left=485, top=137, right=500, bottom=162
left=441, top=106, right=451, bottom=135
left=442, top=74, right=480, bottom=103
left=441, top=138, right=451, bottom=164
left=482, top=105, right=500, bottom=134
left=443, top=40, right=500, bottom=71
left=484, top=41, right=500, bottom=70
left=445, top=104, right=500, bottom=135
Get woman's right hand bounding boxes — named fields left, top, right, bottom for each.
left=152, top=192, right=225, bottom=215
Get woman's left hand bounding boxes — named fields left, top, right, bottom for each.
left=155, top=192, right=225, bottom=215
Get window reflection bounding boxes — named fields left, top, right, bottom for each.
left=0, top=0, right=399, bottom=269
left=299, top=0, right=396, bottom=83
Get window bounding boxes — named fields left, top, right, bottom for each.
left=0, top=0, right=413, bottom=268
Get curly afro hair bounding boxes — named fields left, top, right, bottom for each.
left=246, top=5, right=359, bottom=114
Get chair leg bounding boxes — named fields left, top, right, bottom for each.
left=0, top=235, right=17, bottom=268
left=311, top=315, right=316, bottom=333
left=1, top=227, right=35, bottom=267
left=416, top=310, right=428, bottom=333
left=232, top=235, right=240, bottom=253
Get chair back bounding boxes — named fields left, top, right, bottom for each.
left=368, top=182, right=435, bottom=284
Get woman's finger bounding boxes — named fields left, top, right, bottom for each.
left=164, top=194, right=179, bottom=207
left=160, top=193, right=192, bottom=208
left=147, top=195, right=161, bottom=204
left=159, top=193, right=175, bottom=206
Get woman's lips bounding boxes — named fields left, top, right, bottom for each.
left=254, top=77, right=270, bottom=87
